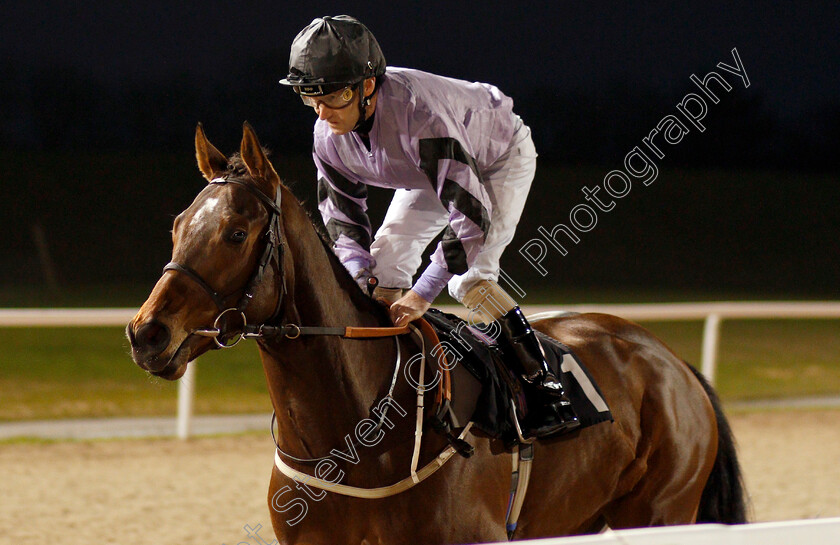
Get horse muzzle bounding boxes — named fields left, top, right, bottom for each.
left=126, top=317, right=194, bottom=379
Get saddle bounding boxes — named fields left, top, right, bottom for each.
left=420, top=309, right=613, bottom=449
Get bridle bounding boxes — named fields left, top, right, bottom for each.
left=163, top=176, right=286, bottom=348
left=162, top=176, right=410, bottom=346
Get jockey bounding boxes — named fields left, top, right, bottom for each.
left=280, top=15, right=578, bottom=437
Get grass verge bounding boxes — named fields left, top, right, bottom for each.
left=0, top=317, right=838, bottom=420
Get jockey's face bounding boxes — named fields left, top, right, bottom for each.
left=310, top=78, right=376, bottom=136
left=313, top=91, right=359, bottom=135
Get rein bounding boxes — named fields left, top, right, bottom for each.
left=242, top=323, right=409, bottom=340
left=165, top=176, right=410, bottom=346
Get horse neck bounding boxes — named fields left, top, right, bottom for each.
left=261, top=186, right=397, bottom=455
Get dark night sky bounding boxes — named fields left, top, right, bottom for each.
left=2, top=1, right=838, bottom=294
left=3, top=1, right=839, bottom=120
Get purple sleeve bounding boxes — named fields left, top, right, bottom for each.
left=313, top=152, right=375, bottom=272
left=344, top=257, right=370, bottom=280
left=411, top=262, right=454, bottom=303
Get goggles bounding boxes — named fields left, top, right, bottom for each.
left=298, top=86, right=355, bottom=110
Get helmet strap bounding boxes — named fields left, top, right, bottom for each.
left=353, top=80, right=375, bottom=132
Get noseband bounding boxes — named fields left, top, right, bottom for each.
left=163, top=176, right=286, bottom=348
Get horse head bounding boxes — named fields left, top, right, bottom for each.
left=127, top=123, right=286, bottom=379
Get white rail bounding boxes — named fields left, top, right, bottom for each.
left=490, top=518, right=840, bottom=545
left=2, top=301, right=839, bottom=438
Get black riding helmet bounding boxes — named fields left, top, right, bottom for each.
left=280, top=15, right=386, bottom=127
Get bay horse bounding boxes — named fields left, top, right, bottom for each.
left=127, top=123, right=746, bottom=544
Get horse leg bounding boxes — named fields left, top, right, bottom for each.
left=601, top=458, right=707, bottom=528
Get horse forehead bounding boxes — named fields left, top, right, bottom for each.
left=189, top=195, right=223, bottom=230
left=184, top=185, right=239, bottom=224
left=181, top=182, right=267, bottom=230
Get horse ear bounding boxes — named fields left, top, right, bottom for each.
left=240, top=121, right=280, bottom=187
left=195, top=123, right=228, bottom=181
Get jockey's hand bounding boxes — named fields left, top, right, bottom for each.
left=389, top=290, right=432, bottom=327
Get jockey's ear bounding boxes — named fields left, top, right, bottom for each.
left=363, top=77, right=376, bottom=96
left=240, top=121, right=280, bottom=190
left=195, top=123, right=227, bottom=181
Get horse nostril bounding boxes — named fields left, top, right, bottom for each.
left=125, top=322, right=137, bottom=346
left=134, top=319, right=171, bottom=354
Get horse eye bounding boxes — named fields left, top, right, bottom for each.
left=228, top=230, right=247, bottom=243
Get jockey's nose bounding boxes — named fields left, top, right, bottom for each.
left=316, top=104, right=331, bottom=121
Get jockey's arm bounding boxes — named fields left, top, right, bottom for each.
left=314, top=154, right=375, bottom=289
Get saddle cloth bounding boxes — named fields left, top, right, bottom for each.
left=422, top=308, right=613, bottom=443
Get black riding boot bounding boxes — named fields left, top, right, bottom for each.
left=499, top=307, right=580, bottom=437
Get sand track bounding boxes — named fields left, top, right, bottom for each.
left=1, top=410, right=838, bottom=544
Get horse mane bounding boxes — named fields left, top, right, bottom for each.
left=225, top=150, right=392, bottom=324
